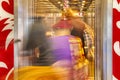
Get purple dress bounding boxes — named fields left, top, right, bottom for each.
left=50, top=35, right=72, bottom=61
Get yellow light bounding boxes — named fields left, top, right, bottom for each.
left=58, top=1, right=61, bottom=4
left=81, top=5, right=84, bottom=8
left=82, top=2, right=85, bottom=6
left=82, top=1, right=86, bottom=3
left=60, top=4, right=63, bottom=6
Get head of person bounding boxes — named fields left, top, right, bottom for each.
left=52, top=19, right=73, bottom=36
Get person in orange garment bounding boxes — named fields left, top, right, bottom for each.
left=64, top=8, right=95, bottom=61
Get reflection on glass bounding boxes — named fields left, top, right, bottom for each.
left=15, top=0, right=95, bottom=80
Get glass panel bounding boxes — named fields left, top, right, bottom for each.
left=15, top=0, right=96, bottom=80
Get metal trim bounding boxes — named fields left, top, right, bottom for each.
left=95, top=0, right=112, bottom=80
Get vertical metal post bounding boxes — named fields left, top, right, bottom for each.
left=102, top=0, right=112, bottom=80
left=14, top=0, right=18, bottom=79
left=95, top=0, right=112, bottom=80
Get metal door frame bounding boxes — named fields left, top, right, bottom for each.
left=14, top=0, right=113, bottom=80
left=95, top=0, right=112, bottom=80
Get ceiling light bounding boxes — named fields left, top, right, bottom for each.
left=60, top=4, right=63, bottom=6
left=58, top=1, right=61, bottom=4
left=82, top=1, right=86, bottom=3
left=82, top=3, right=85, bottom=6
left=81, top=5, right=84, bottom=8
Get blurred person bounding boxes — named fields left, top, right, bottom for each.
left=51, top=19, right=74, bottom=80
left=63, top=9, right=95, bottom=78
left=51, top=19, right=88, bottom=80
left=63, top=8, right=95, bottom=61
left=70, top=18, right=94, bottom=61
left=15, top=18, right=73, bottom=80
left=24, top=17, right=55, bottom=66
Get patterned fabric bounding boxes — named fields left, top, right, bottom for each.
left=113, top=0, right=120, bottom=79
left=0, top=0, right=14, bottom=79
left=83, top=29, right=94, bottom=61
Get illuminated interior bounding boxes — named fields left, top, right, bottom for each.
left=16, top=0, right=95, bottom=80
